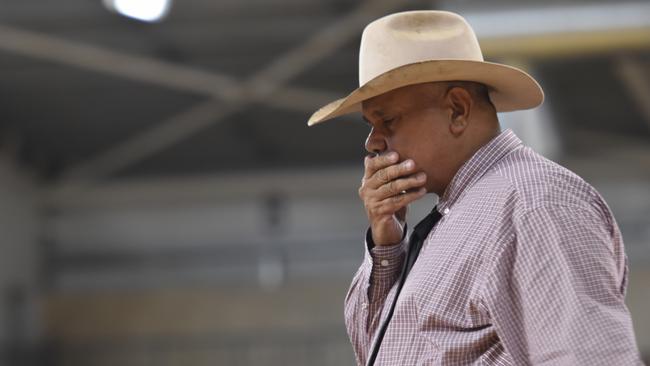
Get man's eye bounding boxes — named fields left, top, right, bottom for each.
left=383, top=118, right=396, bottom=126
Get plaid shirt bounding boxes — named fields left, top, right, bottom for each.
left=344, top=129, right=644, bottom=365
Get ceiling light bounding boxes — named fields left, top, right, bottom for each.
left=103, top=0, right=172, bottom=23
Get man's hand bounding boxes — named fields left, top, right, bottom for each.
left=359, top=152, right=427, bottom=246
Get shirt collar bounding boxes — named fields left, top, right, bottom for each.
left=437, top=129, right=523, bottom=214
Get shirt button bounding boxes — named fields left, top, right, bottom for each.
left=380, top=259, right=389, bottom=267
left=443, top=207, right=450, bottom=215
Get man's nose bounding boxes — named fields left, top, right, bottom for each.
left=365, top=128, right=387, bottom=155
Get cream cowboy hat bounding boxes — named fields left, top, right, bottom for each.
left=307, top=10, right=544, bottom=126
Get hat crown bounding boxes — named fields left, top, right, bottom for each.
left=359, top=11, right=483, bottom=85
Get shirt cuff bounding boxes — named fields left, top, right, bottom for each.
left=364, top=225, right=408, bottom=303
left=366, top=226, right=408, bottom=268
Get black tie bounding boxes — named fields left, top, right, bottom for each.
left=366, top=206, right=443, bottom=366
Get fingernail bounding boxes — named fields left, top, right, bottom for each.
left=416, top=172, right=426, bottom=180
left=387, top=152, right=398, bottom=161
left=402, top=159, right=414, bottom=169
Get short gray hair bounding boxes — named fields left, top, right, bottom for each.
left=442, top=80, right=494, bottom=108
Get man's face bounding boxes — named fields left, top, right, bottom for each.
left=362, top=82, right=458, bottom=196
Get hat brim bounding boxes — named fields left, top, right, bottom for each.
left=307, top=59, right=544, bottom=126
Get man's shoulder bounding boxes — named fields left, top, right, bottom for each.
left=484, top=145, right=600, bottom=213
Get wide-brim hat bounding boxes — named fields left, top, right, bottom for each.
left=307, top=10, right=544, bottom=126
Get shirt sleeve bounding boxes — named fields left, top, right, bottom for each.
left=344, top=226, right=408, bottom=366
left=482, top=204, right=644, bottom=365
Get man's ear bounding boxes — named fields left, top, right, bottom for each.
left=446, top=87, right=472, bottom=136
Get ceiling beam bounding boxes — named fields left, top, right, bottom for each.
left=0, top=23, right=339, bottom=110
left=462, top=2, right=650, bottom=38
left=57, top=100, right=238, bottom=184
left=480, top=28, right=650, bottom=60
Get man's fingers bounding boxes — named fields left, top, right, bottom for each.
left=377, top=172, right=426, bottom=199
left=363, top=152, right=398, bottom=179
left=374, top=187, right=427, bottom=215
left=366, top=159, right=416, bottom=189
left=376, top=166, right=391, bottom=185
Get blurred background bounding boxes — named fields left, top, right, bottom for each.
left=0, top=0, right=648, bottom=365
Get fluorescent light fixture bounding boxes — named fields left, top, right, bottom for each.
left=103, top=0, right=172, bottom=23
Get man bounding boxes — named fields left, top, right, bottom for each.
left=307, top=10, right=644, bottom=366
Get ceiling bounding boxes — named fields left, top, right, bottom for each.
left=0, top=0, right=648, bottom=183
